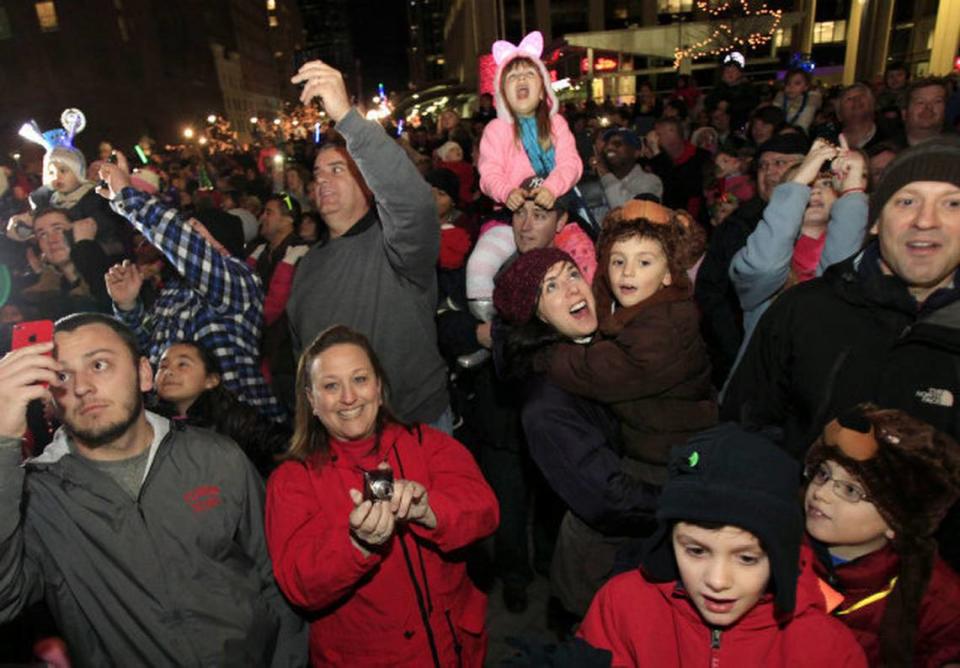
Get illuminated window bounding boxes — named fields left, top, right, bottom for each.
left=35, top=1, right=59, bottom=32
left=813, top=20, right=846, bottom=44
left=658, top=0, right=693, bottom=13
left=773, top=26, right=793, bottom=47
left=266, top=0, right=276, bottom=9
left=268, top=15, right=278, bottom=27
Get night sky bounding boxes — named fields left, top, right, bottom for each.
left=348, top=0, right=410, bottom=95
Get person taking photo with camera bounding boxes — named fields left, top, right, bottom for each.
left=265, top=325, right=499, bottom=667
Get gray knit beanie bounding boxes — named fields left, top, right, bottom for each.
left=869, top=136, right=960, bottom=223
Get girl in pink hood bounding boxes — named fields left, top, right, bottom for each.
left=477, top=31, right=582, bottom=212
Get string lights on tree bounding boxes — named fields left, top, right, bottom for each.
left=672, top=0, right=783, bottom=69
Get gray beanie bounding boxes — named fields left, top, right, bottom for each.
left=869, top=136, right=960, bottom=223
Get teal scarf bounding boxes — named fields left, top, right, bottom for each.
left=518, top=116, right=555, bottom=178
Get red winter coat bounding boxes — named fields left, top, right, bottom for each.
left=578, top=549, right=867, bottom=667
left=812, top=543, right=960, bottom=667
left=265, top=423, right=499, bottom=667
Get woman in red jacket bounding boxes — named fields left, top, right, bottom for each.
left=265, top=325, right=499, bottom=667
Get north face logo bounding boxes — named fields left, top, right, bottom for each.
left=915, top=388, right=955, bottom=408
left=184, top=485, right=222, bottom=513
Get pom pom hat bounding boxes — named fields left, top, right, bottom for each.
left=492, top=31, right=559, bottom=123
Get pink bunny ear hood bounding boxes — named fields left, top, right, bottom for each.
left=491, top=31, right=559, bottom=123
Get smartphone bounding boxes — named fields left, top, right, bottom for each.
left=293, top=47, right=323, bottom=73
left=11, top=320, right=54, bottom=351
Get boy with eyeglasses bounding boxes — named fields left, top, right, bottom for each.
left=804, top=404, right=960, bottom=666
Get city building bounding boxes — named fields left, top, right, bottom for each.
left=0, top=0, right=303, bottom=155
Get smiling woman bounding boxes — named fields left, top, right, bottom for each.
left=265, top=325, right=499, bottom=666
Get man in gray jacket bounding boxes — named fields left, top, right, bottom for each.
left=287, top=60, right=450, bottom=429
left=0, top=313, right=306, bottom=667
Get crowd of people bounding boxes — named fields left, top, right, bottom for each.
left=1, top=29, right=960, bottom=666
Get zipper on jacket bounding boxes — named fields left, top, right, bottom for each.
left=710, top=628, right=721, bottom=668
left=444, top=609, right=463, bottom=668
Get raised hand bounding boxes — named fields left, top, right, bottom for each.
left=831, top=134, right=867, bottom=192
left=791, top=138, right=838, bottom=185
left=0, top=343, right=59, bottom=438
left=105, top=260, right=144, bottom=311
left=97, top=151, right=132, bottom=200
left=72, top=217, right=98, bottom=242
left=290, top=61, right=352, bottom=122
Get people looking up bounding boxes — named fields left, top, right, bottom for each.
left=286, top=59, right=451, bottom=429
left=20, top=109, right=128, bottom=258
left=477, top=31, right=582, bottom=213
left=773, top=68, right=823, bottom=132
left=723, top=136, right=960, bottom=459
left=836, top=83, right=887, bottom=150
left=695, top=131, right=809, bottom=386
left=153, top=341, right=289, bottom=475
left=98, top=152, right=287, bottom=423
left=265, top=325, right=498, bottom=666
left=705, top=54, right=760, bottom=132
left=0, top=313, right=306, bottom=665
left=466, top=176, right=597, bottom=330
left=246, top=193, right=309, bottom=408
left=726, top=137, right=869, bottom=388
left=643, top=117, right=711, bottom=223
left=505, top=201, right=715, bottom=488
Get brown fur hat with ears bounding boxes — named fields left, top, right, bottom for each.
left=805, top=404, right=960, bottom=666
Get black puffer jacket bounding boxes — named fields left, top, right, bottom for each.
left=722, top=244, right=960, bottom=570
left=723, top=243, right=960, bottom=457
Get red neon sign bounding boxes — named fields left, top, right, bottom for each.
left=579, top=56, right=619, bottom=73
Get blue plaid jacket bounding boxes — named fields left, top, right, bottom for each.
left=111, top=188, right=286, bottom=422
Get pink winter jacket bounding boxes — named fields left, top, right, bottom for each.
left=478, top=115, right=583, bottom=205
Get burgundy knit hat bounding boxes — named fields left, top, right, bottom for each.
left=493, top=247, right=574, bottom=325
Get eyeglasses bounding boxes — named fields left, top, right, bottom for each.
left=804, top=462, right=870, bottom=504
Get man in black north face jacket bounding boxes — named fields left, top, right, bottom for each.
left=723, top=137, right=960, bottom=568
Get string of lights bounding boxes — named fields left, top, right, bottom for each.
left=672, top=0, right=783, bottom=69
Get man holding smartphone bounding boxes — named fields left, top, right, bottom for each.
left=285, top=60, right=451, bottom=431
left=0, top=313, right=306, bottom=665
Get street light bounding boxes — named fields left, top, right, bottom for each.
left=207, top=114, right=217, bottom=124
left=183, top=127, right=195, bottom=139
left=250, top=116, right=259, bottom=124
left=273, top=118, right=281, bottom=125
left=198, top=136, right=208, bottom=145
